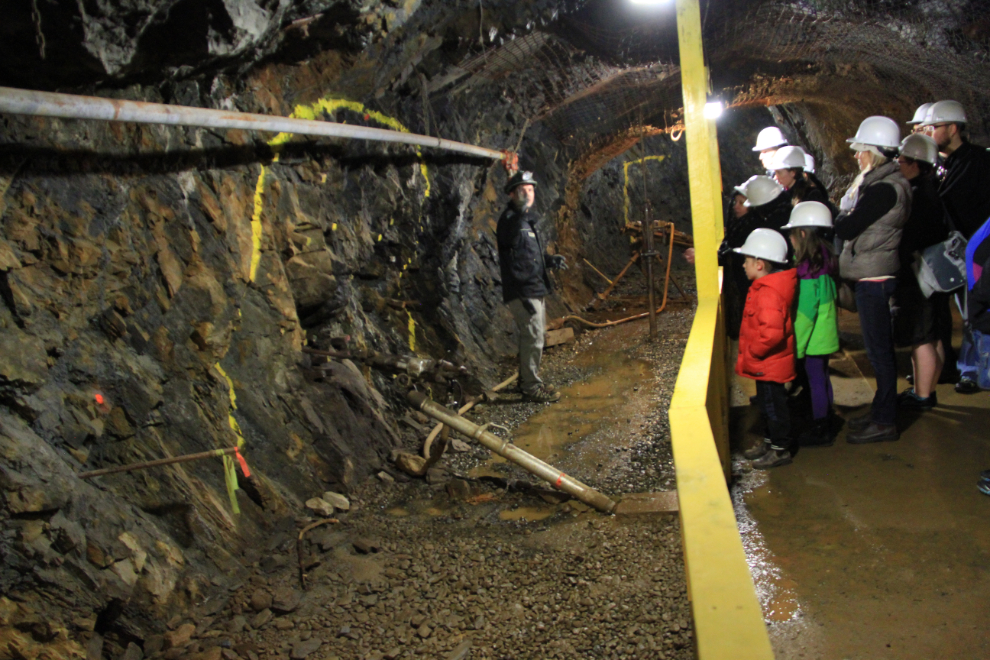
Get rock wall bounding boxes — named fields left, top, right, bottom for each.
left=0, top=4, right=599, bottom=655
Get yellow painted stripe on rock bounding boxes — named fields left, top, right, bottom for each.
left=214, top=363, right=246, bottom=448
left=250, top=164, right=267, bottom=282
left=407, top=312, right=416, bottom=352
left=268, top=97, right=430, bottom=200
left=249, top=98, right=431, bottom=264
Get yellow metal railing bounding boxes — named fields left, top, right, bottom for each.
left=670, top=0, right=774, bottom=658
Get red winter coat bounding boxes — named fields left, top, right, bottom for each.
left=736, top=268, right=798, bottom=383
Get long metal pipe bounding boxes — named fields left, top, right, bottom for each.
left=407, top=391, right=617, bottom=514
left=0, top=86, right=507, bottom=161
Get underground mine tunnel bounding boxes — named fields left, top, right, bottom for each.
left=3, top=0, right=990, bottom=659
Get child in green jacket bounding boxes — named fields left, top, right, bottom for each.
left=782, top=202, right=841, bottom=446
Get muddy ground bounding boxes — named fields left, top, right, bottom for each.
left=137, top=294, right=697, bottom=660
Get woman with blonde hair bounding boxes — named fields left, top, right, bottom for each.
left=835, top=117, right=912, bottom=444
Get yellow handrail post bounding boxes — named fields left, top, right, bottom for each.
left=671, top=0, right=775, bottom=658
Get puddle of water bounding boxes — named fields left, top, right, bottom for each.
left=498, top=506, right=556, bottom=522
left=469, top=344, right=659, bottom=481
left=733, top=466, right=805, bottom=626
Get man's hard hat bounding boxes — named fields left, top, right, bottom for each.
left=769, top=145, right=808, bottom=171
left=804, top=153, right=816, bottom=174
left=752, top=127, right=789, bottom=152
left=505, top=170, right=538, bottom=194
left=921, top=100, right=967, bottom=126
left=733, top=228, right=789, bottom=263
left=782, top=201, right=833, bottom=230
left=899, top=133, right=939, bottom=165
left=846, top=116, right=901, bottom=149
left=735, top=175, right=784, bottom=207
left=907, top=103, right=934, bottom=125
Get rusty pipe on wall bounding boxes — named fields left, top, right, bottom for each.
left=407, top=390, right=617, bottom=514
left=0, top=86, right=508, bottom=161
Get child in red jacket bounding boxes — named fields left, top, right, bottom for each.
left=734, top=228, right=799, bottom=469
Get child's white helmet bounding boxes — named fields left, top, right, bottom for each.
left=733, top=228, right=789, bottom=263
left=782, top=201, right=833, bottom=229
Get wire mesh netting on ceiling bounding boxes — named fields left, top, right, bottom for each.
left=432, top=0, right=990, bottom=152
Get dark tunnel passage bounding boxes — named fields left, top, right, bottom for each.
left=1, top=1, right=990, bottom=658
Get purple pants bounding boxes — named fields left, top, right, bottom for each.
left=803, top=355, right=834, bottom=420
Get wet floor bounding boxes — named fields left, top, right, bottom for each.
left=732, top=309, right=990, bottom=659
left=469, top=323, right=666, bottom=487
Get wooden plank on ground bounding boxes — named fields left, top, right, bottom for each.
left=613, top=491, right=679, bottom=515
left=545, top=327, right=575, bottom=348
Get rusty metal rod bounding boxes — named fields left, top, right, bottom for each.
left=408, top=391, right=617, bottom=514
left=0, top=86, right=507, bottom=161
left=78, top=447, right=239, bottom=479
left=583, top=259, right=613, bottom=285
left=588, top=253, right=640, bottom=310
left=297, top=518, right=338, bottom=590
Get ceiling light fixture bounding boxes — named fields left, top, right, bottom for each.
left=629, top=0, right=672, bottom=4
left=703, top=101, right=724, bottom=119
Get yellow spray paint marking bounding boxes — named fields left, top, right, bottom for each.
left=332, top=222, right=338, bottom=231
left=623, top=155, right=667, bottom=226
left=268, top=97, right=430, bottom=199
left=214, top=362, right=245, bottom=515
left=214, top=363, right=246, bottom=448
left=407, top=312, right=416, bottom=352
left=250, top=97, right=431, bottom=265
left=250, top=165, right=267, bottom=282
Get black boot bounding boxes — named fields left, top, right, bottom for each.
left=798, top=418, right=834, bottom=447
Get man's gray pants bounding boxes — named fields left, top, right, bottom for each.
left=507, top=297, right=545, bottom=395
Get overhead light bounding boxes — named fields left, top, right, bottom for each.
left=629, top=0, right=671, bottom=4
left=704, top=101, right=724, bottom=119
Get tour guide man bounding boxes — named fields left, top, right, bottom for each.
left=496, top=170, right=567, bottom=403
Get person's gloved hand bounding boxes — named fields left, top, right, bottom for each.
left=521, top=299, right=537, bottom=315
left=547, top=254, right=568, bottom=270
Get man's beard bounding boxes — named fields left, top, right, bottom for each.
left=510, top=196, right=533, bottom=211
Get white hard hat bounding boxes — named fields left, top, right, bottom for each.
left=735, top=175, right=784, bottom=207
left=769, top=145, right=808, bottom=171
left=804, top=153, right=816, bottom=174
left=922, top=100, right=967, bottom=126
left=899, top=133, right=939, bottom=165
left=782, top=201, right=833, bottom=230
left=846, top=116, right=901, bottom=149
left=753, top=127, right=788, bottom=152
left=733, top=228, right=789, bottom=263
left=907, top=103, right=933, bottom=125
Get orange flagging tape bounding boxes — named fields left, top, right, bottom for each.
left=555, top=472, right=565, bottom=487
left=235, top=448, right=251, bottom=477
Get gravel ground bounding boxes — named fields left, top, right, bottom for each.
left=169, top=284, right=697, bottom=660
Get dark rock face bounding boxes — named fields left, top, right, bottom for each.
left=1, top=0, right=988, bottom=655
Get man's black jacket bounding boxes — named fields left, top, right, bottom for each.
left=496, top=205, right=552, bottom=303
left=940, top=141, right=990, bottom=239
